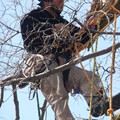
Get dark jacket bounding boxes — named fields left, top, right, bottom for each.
left=20, top=7, right=90, bottom=86
left=20, top=8, right=80, bottom=58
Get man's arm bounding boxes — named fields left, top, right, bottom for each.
left=20, top=12, right=54, bottom=54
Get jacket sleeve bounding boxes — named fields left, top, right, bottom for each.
left=20, top=12, right=53, bottom=54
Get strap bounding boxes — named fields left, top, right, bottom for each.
left=62, top=69, right=70, bottom=91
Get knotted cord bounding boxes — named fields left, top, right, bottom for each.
left=74, top=42, right=102, bottom=96
left=107, top=13, right=117, bottom=120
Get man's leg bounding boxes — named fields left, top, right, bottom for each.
left=39, top=61, right=75, bottom=120
left=68, top=66, right=120, bottom=117
left=67, top=66, right=103, bottom=115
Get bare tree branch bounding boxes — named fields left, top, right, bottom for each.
left=0, top=42, right=120, bottom=87
left=12, top=84, right=20, bottom=120
left=0, top=86, right=4, bottom=107
left=91, top=29, right=120, bottom=35
left=0, top=0, right=120, bottom=120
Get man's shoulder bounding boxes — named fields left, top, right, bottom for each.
left=20, top=8, right=44, bottom=24
left=28, top=8, right=44, bottom=17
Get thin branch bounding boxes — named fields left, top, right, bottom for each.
left=90, top=29, right=120, bottom=35
left=12, top=84, right=20, bottom=120
left=0, top=42, right=120, bottom=87
left=0, top=21, right=19, bottom=33
left=0, top=86, right=4, bottom=107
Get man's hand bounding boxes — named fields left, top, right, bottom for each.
left=87, top=16, right=97, bottom=27
left=53, top=23, right=71, bottom=39
left=54, top=23, right=63, bottom=30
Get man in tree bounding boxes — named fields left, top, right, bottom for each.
left=20, top=0, right=120, bottom=119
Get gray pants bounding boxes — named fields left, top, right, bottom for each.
left=37, top=56, right=101, bottom=120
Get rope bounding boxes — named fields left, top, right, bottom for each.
left=74, top=42, right=102, bottom=96
left=36, top=90, right=41, bottom=120
left=107, top=13, right=117, bottom=119
left=89, top=24, right=99, bottom=120
left=104, top=1, right=120, bottom=15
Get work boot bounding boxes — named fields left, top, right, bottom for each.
left=91, top=93, right=120, bottom=117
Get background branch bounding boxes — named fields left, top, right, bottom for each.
left=0, top=86, right=4, bottom=107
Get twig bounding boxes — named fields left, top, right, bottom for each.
left=90, top=29, right=120, bottom=35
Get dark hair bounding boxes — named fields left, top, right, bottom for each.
left=38, top=0, right=52, bottom=7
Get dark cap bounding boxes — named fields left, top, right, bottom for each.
left=38, top=0, right=52, bottom=6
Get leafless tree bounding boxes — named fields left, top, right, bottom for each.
left=0, top=0, right=120, bottom=120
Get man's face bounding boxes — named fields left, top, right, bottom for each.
left=52, top=0, right=64, bottom=13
